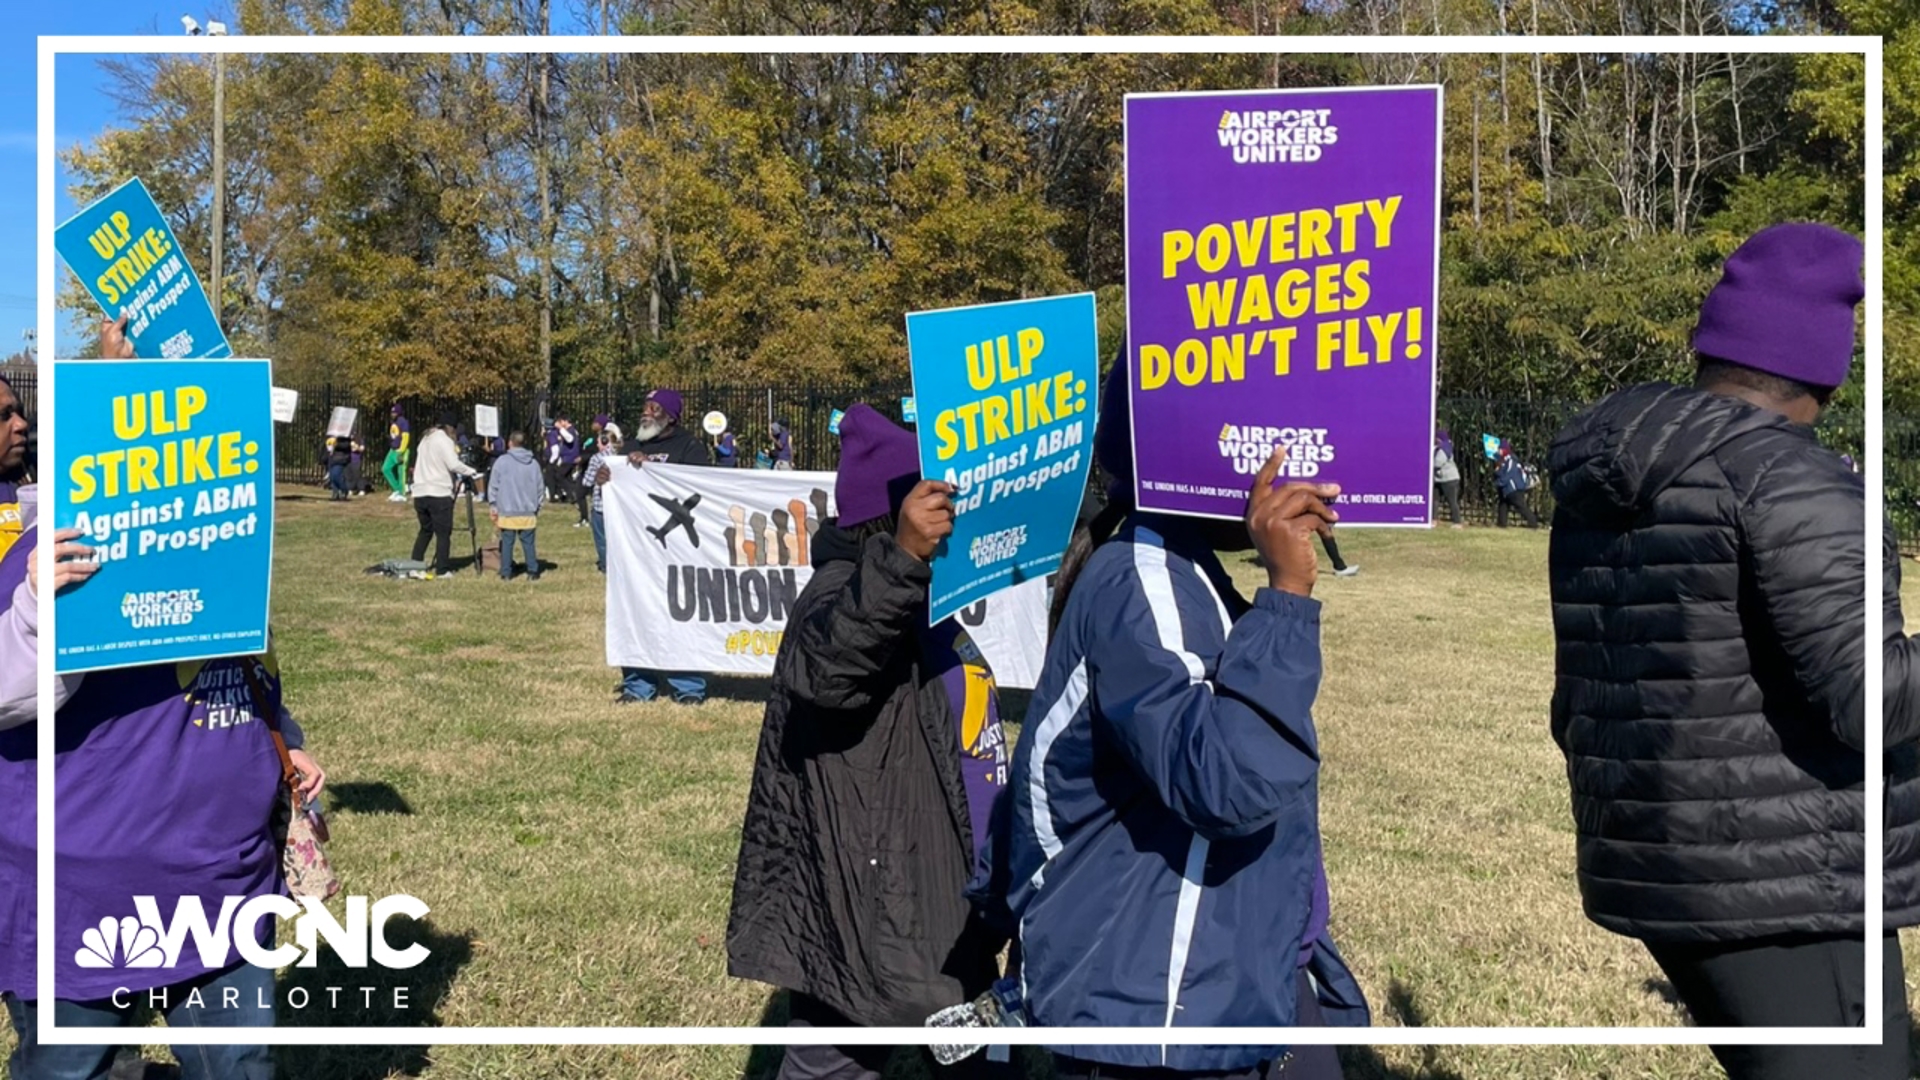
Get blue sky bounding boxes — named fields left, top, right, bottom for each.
left=13, top=3, right=605, bottom=357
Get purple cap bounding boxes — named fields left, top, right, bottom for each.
left=646, top=388, right=683, bottom=421
left=1693, top=222, right=1864, bottom=390
left=834, top=405, right=920, bottom=529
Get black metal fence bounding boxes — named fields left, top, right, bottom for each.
left=266, top=379, right=1869, bottom=533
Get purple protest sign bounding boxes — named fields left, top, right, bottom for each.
left=1124, top=86, right=1443, bottom=524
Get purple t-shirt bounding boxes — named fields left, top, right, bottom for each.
left=923, top=621, right=1006, bottom=861
left=0, top=608, right=287, bottom=1000
left=556, top=428, right=581, bottom=466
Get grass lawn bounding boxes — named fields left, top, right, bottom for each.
left=10, top=486, right=1912, bottom=1079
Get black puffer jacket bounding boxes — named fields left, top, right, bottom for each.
left=724, top=524, right=1002, bottom=1025
left=1548, top=382, right=1889, bottom=942
left=1883, top=513, right=1920, bottom=926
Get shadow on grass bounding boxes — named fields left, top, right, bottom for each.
left=275, top=915, right=477, bottom=1080
left=1642, top=976, right=1686, bottom=1013
left=1333, top=979, right=1467, bottom=1080
left=327, top=781, right=415, bottom=816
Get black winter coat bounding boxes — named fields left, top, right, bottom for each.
left=724, top=525, right=1002, bottom=1026
left=1883, top=513, right=1920, bottom=926
left=1547, top=382, right=1890, bottom=942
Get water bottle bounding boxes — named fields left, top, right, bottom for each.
left=925, top=976, right=1023, bottom=1066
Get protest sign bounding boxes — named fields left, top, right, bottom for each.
left=1124, top=86, right=1442, bottom=523
left=475, top=404, right=500, bottom=439
left=603, top=464, right=1049, bottom=688
left=702, top=410, right=728, bottom=436
left=906, top=294, right=1098, bottom=624
left=270, top=387, right=299, bottom=423
left=828, top=408, right=845, bottom=436
left=1481, top=432, right=1502, bottom=460
left=54, top=177, right=233, bottom=360
left=52, top=359, right=274, bottom=674
left=326, top=406, right=358, bottom=439
left=901, top=396, right=917, bottom=424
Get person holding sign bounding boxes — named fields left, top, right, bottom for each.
left=602, top=389, right=715, bottom=706
left=0, top=322, right=328, bottom=1080
left=986, top=362, right=1369, bottom=1078
left=383, top=404, right=412, bottom=502
left=727, top=405, right=1009, bottom=1079
left=1548, top=223, right=1908, bottom=1077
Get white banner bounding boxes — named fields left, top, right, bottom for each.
left=475, top=404, right=500, bottom=438
left=604, top=464, right=1050, bottom=688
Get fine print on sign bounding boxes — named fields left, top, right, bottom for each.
left=906, top=293, right=1099, bottom=625
left=1123, top=85, right=1443, bottom=524
left=53, top=177, right=234, bottom=361
left=52, top=359, right=276, bottom=674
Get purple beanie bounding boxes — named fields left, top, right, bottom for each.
left=646, top=388, right=683, bottom=420
left=1693, top=222, right=1864, bottom=390
left=835, top=404, right=921, bottom=528
left=1093, top=358, right=1133, bottom=502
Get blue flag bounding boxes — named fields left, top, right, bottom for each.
left=55, top=177, right=232, bottom=360
left=907, top=293, right=1098, bottom=625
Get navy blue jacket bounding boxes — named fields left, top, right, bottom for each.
left=1495, top=456, right=1530, bottom=497
left=992, top=515, right=1367, bottom=1071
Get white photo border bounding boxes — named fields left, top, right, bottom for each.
left=37, top=31, right=1885, bottom=1048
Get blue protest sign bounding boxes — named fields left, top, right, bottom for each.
left=906, top=293, right=1098, bottom=625
left=53, top=359, right=274, bottom=673
left=901, top=396, right=918, bottom=424
left=54, top=177, right=232, bottom=360
left=828, top=408, right=846, bottom=436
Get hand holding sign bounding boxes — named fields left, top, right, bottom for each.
left=1247, top=450, right=1339, bottom=598
left=100, top=316, right=134, bottom=360
left=896, top=480, right=957, bottom=563
left=31, top=529, right=99, bottom=599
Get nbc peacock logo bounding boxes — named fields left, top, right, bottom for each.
left=75, top=916, right=166, bottom=969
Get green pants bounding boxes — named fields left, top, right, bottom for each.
left=382, top=449, right=408, bottom=493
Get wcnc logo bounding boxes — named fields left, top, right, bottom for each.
left=76, top=894, right=431, bottom=972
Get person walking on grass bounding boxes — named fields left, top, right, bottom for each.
left=409, top=413, right=480, bottom=579
left=382, top=404, right=412, bottom=502
left=1433, top=429, right=1464, bottom=527
left=1549, top=223, right=1910, bottom=1080
left=583, top=422, right=628, bottom=576
left=1492, top=443, right=1540, bottom=528
left=598, top=388, right=715, bottom=706
left=984, top=360, right=1369, bottom=1080
left=488, top=430, right=545, bottom=582
left=727, top=404, right=1010, bottom=1080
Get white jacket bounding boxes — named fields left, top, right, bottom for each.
left=409, top=428, right=478, bottom=498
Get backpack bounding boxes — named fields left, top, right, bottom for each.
left=1521, top=463, right=1541, bottom=491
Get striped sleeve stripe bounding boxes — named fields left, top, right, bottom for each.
left=1024, top=659, right=1089, bottom=891
left=1133, top=533, right=1214, bottom=1046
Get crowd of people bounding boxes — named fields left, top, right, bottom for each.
left=0, top=222, right=1904, bottom=1080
